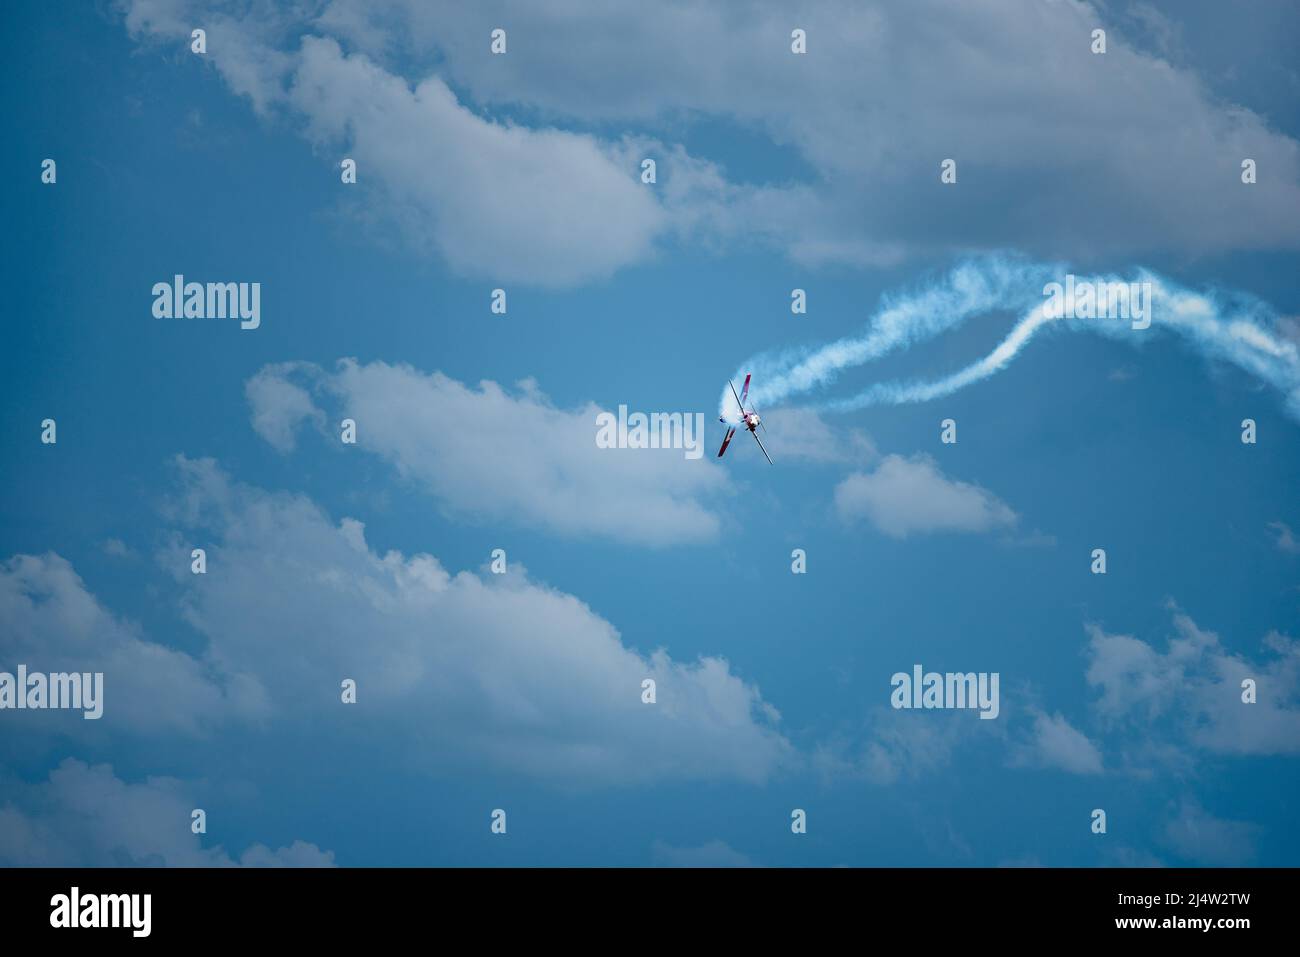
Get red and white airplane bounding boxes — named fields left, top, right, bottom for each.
left=718, top=373, right=773, bottom=464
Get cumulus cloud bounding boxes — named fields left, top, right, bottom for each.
left=833, top=455, right=1018, bottom=538
left=315, top=0, right=1300, bottom=263
left=123, top=0, right=1300, bottom=281
left=121, top=3, right=794, bottom=286
left=3, top=453, right=788, bottom=787
left=1086, top=606, right=1300, bottom=756
left=246, top=360, right=728, bottom=546
left=0, top=759, right=334, bottom=867
left=0, top=553, right=267, bottom=736
left=158, top=456, right=791, bottom=786
left=286, top=35, right=669, bottom=286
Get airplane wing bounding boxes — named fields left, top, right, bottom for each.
left=717, top=427, right=737, bottom=457
left=751, top=428, right=773, bottom=465
left=727, top=378, right=745, bottom=418
left=740, top=373, right=751, bottom=407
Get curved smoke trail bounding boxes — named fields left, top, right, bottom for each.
left=722, top=256, right=1300, bottom=422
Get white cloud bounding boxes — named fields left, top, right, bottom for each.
left=246, top=360, right=729, bottom=546
left=123, top=0, right=296, bottom=115
left=0, top=759, right=334, bottom=867
left=1102, top=845, right=1166, bottom=868
left=158, top=456, right=791, bottom=786
left=314, top=0, right=1300, bottom=262
left=1013, top=709, right=1104, bottom=775
left=812, top=708, right=992, bottom=786
left=122, top=0, right=1300, bottom=279
left=0, top=553, right=267, bottom=736
left=1162, top=799, right=1258, bottom=866
left=758, top=407, right=876, bottom=466
left=100, top=538, right=135, bottom=559
left=1086, top=606, right=1300, bottom=756
left=651, top=839, right=757, bottom=867
left=245, top=361, right=325, bottom=453
left=2, top=451, right=790, bottom=789
left=817, top=683, right=1102, bottom=785
left=1267, top=520, right=1300, bottom=554
left=121, top=5, right=787, bottom=286
left=287, top=36, right=667, bottom=286
left=833, top=454, right=1017, bottom=538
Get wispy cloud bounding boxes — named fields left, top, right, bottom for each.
left=1086, top=605, right=1300, bottom=758
left=1268, top=520, right=1300, bottom=554
left=1010, top=709, right=1104, bottom=775
left=1162, top=799, right=1259, bottom=866
left=651, top=839, right=758, bottom=868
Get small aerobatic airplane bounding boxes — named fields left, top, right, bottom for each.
left=718, top=373, right=773, bottom=464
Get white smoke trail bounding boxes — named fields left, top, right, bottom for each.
left=723, top=257, right=1300, bottom=421
left=720, top=255, right=1058, bottom=420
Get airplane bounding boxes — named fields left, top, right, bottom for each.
left=717, top=373, right=773, bottom=464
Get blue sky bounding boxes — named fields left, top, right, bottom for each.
left=1, top=0, right=1298, bottom=867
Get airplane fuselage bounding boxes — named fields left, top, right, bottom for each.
left=718, top=411, right=761, bottom=432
